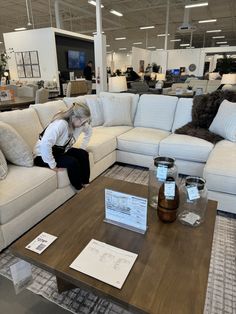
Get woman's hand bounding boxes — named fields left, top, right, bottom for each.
left=52, top=167, right=65, bottom=172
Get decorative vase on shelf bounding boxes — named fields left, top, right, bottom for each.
left=157, top=176, right=180, bottom=223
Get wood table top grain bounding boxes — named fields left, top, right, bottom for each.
left=0, top=96, right=34, bottom=110
left=10, top=176, right=217, bottom=314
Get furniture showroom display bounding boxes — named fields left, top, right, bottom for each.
left=0, top=93, right=235, bottom=252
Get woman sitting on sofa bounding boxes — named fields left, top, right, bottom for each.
left=34, top=102, right=92, bottom=192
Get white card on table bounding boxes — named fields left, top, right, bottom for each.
left=70, top=239, right=138, bottom=289
left=105, top=189, right=147, bottom=233
left=10, top=260, right=33, bottom=294
left=181, top=212, right=200, bottom=226
left=156, top=165, right=168, bottom=181
left=25, top=232, right=57, bottom=254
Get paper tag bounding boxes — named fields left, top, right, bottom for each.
left=156, top=165, right=168, bottom=181
left=10, top=260, right=33, bottom=294
left=181, top=212, right=200, bottom=226
left=187, top=186, right=200, bottom=201
left=25, top=232, right=57, bottom=254
left=164, top=182, right=175, bottom=199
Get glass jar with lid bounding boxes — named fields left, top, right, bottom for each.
left=178, top=176, right=208, bottom=227
left=148, top=156, right=178, bottom=209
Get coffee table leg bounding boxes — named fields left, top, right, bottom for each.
left=56, top=276, right=77, bottom=293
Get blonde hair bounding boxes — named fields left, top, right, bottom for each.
left=52, top=102, right=91, bottom=127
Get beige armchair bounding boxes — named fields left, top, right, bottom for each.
left=66, top=81, right=88, bottom=97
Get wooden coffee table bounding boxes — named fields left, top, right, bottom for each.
left=10, top=176, right=217, bottom=314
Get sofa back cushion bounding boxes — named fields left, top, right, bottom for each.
left=63, top=95, right=104, bottom=127
left=31, top=100, right=67, bottom=129
left=134, top=94, right=178, bottom=131
left=172, top=98, right=193, bottom=132
left=100, top=92, right=139, bottom=122
left=102, top=94, right=133, bottom=126
left=0, top=108, right=42, bottom=150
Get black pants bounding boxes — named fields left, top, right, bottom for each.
left=34, top=148, right=90, bottom=190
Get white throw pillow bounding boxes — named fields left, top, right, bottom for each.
left=101, top=95, right=133, bottom=127
left=209, top=99, right=236, bottom=142
left=0, top=149, right=8, bottom=180
left=0, top=121, right=33, bottom=167
left=85, top=97, right=104, bottom=127
left=99, top=92, right=139, bottom=122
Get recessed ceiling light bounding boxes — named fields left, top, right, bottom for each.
left=110, top=9, right=123, bottom=16
left=88, top=1, right=104, bottom=8
left=115, top=37, right=126, bottom=40
left=140, top=26, right=155, bottom=30
left=212, top=36, right=225, bottom=39
left=14, top=27, right=27, bottom=31
left=180, top=43, right=190, bottom=47
left=206, top=30, right=222, bottom=33
left=106, top=44, right=110, bottom=47
left=186, top=46, right=195, bottom=49
left=216, top=41, right=228, bottom=44
left=185, top=2, right=208, bottom=8
left=170, top=39, right=181, bottom=42
left=119, top=48, right=127, bottom=50
left=198, top=19, right=217, bottom=23
left=127, top=54, right=130, bottom=56
left=133, top=42, right=143, bottom=45
left=0, top=42, right=3, bottom=44
left=147, top=46, right=156, bottom=49
left=157, top=33, right=170, bottom=37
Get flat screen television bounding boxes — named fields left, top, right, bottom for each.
left=171, top=69, right=180, bottom=76
left=68, top=50, right=86, bottom=70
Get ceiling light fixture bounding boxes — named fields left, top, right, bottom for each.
left=115, top=37, right=126, bottom=40
left=185, top=2, right=208, bottom=8
left=110, top=9, right=123, bottom=17
left=88, top=1, right=104, bottom=8
left=170, top=39, right=181, bottom=42
left=216, top=41, right=228, bottom=44
left=147, top=46, right=156, bottom=49
left=133, top=42, right=143, bottom=45
left=0, top=42, right=3, bottom=44
left=119, top=48, right=127, bottom=50
left=212, top=36, right=225, bottom=39
left=180, top=43, right=190, bottom=46
left=106, top=44, right=110, bottom=47
left=206, top=29, right=222, bottom=33
left=157, top=33, right=170, bottom=37
left=198, top=19, right=217, bottom=23
left=14, top=27, right=27, bottom=31
left=140, top=26, right=155, bottom=30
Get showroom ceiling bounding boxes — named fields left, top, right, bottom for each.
left=0, top=0, right=235, bottom=51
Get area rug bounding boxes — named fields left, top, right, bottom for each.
left=0, top=164, right=236, bottom=313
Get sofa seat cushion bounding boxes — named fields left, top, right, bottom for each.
left=117, top=127, right=170, bottom=156
left=74, top=132, right=117, bottom=164
left=159, top=134, right=214, bottom=162
left=93, top=126, right=133, bottom=137
left=0, top=165, right=57, bottom=224
left=204, top=140, right=236, bottom=195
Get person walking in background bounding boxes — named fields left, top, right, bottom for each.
left=83, top=60, right=93, bottom=94
left=34, top=102, right=92, bottom=192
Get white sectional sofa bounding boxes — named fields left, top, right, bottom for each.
left=0, top=93, right=235, bottom=251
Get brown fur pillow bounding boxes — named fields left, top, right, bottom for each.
left=175, top=90, right=236, bottom=144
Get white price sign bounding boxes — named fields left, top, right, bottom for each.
left=164, top=181, right=176, bottom=199
left=156, top=165, right=168, bottom=181
left=187, top=186, right=200, bottom=201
